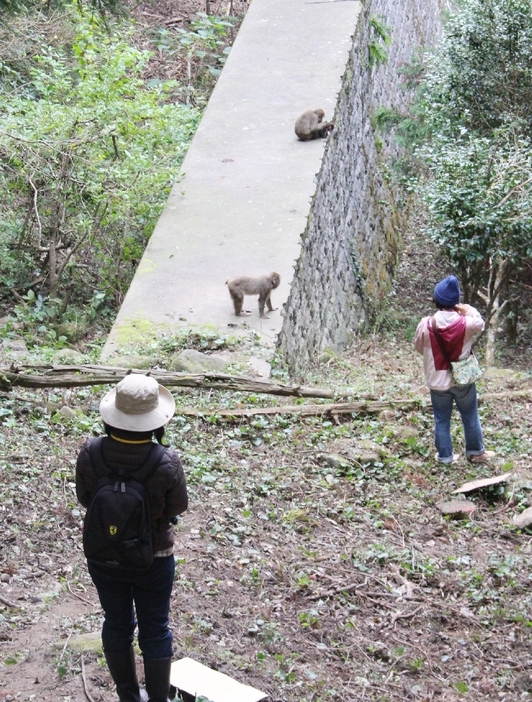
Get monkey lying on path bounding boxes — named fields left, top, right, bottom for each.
left=226, top=272, right=281, bottom=319
left=295, top=109, right=334, bottom=141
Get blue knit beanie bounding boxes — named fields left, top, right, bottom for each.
left=434, top=276, right=460, bottom=307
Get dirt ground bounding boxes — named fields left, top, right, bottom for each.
left=2, top=2, right=532, bottom=701
left=1, top=212, right=532, bottom=702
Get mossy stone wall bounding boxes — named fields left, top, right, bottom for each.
left=278, top=0, right=450, bottom=374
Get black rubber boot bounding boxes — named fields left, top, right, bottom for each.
left=104, top=647, right=148, bottom=702
left=143, top=656, right=173, bottom=702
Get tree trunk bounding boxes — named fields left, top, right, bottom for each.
left=478, top=258, right=509, bottom=368
left=47, top=148, right=71, bottom=303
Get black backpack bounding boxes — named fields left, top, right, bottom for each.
left=82, top=437, right=166, bottom=570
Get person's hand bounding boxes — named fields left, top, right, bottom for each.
left=455, top=303, right=468, bottom=315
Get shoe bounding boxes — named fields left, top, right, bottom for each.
left=468, top=450, right=495, bottom=463
left=435, top=453, right=460, bottom=464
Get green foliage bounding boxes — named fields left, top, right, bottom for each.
left=454, top=681, right=469, bottom=694
left=376, top=0, right=532, bottom=318
left=150, top=13, right=236, bottom=106
left=298, top=609, right=320, bottom=628
left=0, top=9, right=199, bottom=324
left=370, top=105, right=402, bottom=132
left=368, top=15, right=391, bottom=69
left=0, top=0, right=126, bottom=17
left=388, top=0, right=532, bottom=146
left=420, top=127, right=532, bottom=294
left=429, top=0, right=532, bottom=134
left=372, top=51, right=434, bottom=148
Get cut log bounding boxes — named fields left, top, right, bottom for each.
left=513, top=507, right=532, bottom=529
left=0, top=364, right=333, bottom=399
left=438, top=500, right=477, bottom=518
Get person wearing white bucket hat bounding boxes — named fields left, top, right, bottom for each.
left=76, top=374, right=187, bottom=702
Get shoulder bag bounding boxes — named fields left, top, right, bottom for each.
left=431, top=318, right=483, bottom=387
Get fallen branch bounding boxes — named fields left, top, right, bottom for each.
left=0, top=594, right=20, bottom=609
left=179, top=399, right=421, bottom=418
left=0, top=364, right=333, bottom=399
left=66, top=580, right=97, bottom=607
left=204, top=388, right=532, bottom=419
left=480, top=389, right=532, bottom=400
left=309, top=581, right=366, bottom=601
left=388, top=565, right=420, bottom=598
left=2, top=364, right=528, bottom=407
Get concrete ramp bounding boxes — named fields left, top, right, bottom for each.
left=102, top=0, right=361, bottom=358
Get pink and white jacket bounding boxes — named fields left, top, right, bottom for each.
left=414, top=305, right=484, bottom=391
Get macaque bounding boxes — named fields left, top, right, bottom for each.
left=226, top=272, right=281, bottom=319
left=294, top=109, right=334, bottom=141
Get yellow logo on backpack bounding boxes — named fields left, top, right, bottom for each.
left=109, top=525, right=118, bottom=536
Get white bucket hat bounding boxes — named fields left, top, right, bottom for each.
left=99, top=374, right=175, bottom=432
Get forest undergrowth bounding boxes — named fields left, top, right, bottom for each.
left=1, top=0, right=532, bottom=700
left=1, top=219, right=532, bottom=702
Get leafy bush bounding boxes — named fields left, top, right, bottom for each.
left=0, top=8, right=199, bottom=324
left=420, top=128, right=532, bottom=298
left=424, top=0, right=532, bottom=135
left=375, top=0, right=532, bottom=355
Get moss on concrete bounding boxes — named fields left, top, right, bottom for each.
left=137, top=258, right=158, bottom=274
left=115, top=318, right=160, bottom=346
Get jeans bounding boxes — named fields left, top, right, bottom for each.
left=88, top=555, right=175, bottom=659
left=430, top=384, right=485, bottom=463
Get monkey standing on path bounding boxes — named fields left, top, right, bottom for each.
left=226, top=272, right=281, bottom=319
left=295, top=109, right=334, bottom=141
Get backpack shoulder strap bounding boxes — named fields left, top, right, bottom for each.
left=88, top=437, right=111, bottom=478
left=88, top=438, right=166, bottom=482
left=132, top=443, right=167, bottom=485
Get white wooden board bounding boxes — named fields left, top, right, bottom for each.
left=170, top=657, right=267, bottom=702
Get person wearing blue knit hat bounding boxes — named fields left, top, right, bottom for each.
left=433, top=275, right=460, bottom=308
left=414, top=275, right=494, bottom=465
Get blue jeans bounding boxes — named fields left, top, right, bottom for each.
left=430, top=384, right=485, bottom=463
left=88, top=555, right=175, bottom=659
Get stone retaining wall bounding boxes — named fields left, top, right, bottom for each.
left=278, top=0, right=450, bottom=374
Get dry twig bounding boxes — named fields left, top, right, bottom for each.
left=67, top=580, right=97, bottom=607
left=81, top=655, right=97, bottom=702
left=389, top=604, right=424, bottom=628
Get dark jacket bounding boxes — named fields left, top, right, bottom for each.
left=76, top=436, right=188, bottom=554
